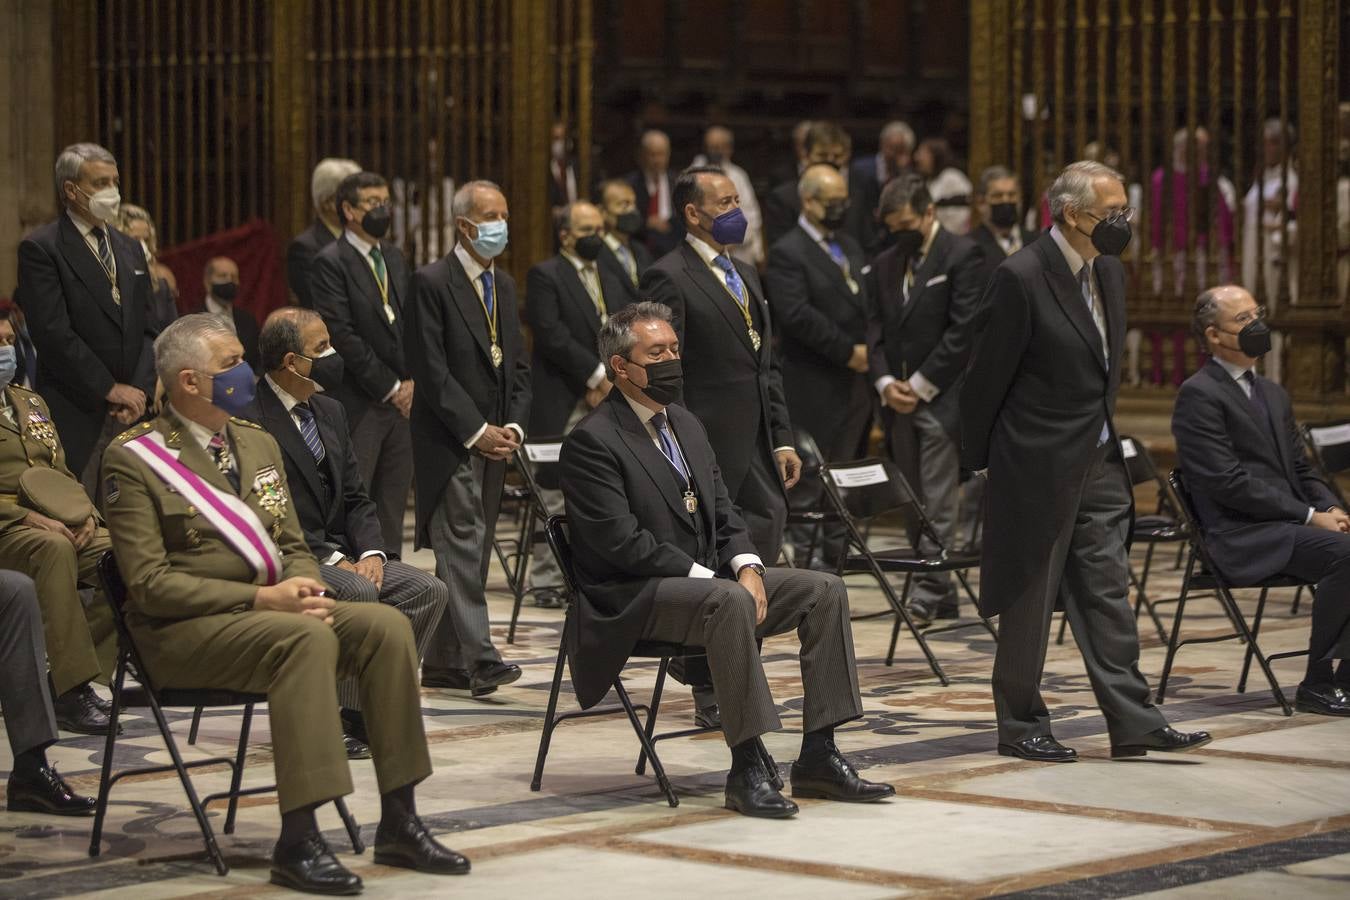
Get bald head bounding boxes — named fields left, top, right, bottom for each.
left=639, top=129, right=671, bottom=175
left=1194, top=283, right=1265, bottom=364
left=559, top=200, right=605, bottom=257
left=799, top=163, right=849, bottom=232
left=704, top=126, right=734, bottom=163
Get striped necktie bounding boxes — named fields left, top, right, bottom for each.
left=651, top=412, right=690, bottom=481
left=294, top=402, right=326, bottom=464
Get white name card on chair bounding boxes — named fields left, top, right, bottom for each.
left=829, top=464, right=889, bottom=488
left=1121, top=438, right=1139, bottom=459
left=525, top=443, right=564, bottom=463
left=1309, top=424, right=1350, bottom=448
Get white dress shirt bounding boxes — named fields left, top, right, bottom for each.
left=622, top=393, right=762, bottom=579
left=561, top=249, right=609, bottom=390
left=453, top=242, right=525, bottom=449
left=263, top=375, right=386, bottom=565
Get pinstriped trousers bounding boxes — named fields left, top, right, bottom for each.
left=321, top=560, right=448, bottom=711
left=640, top=567, right=864, bottom=748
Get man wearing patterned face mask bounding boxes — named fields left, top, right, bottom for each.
left=15, top=142, right=157, bottom=497
left=193, top=256, right=261, bottom=374
left=408, top=179, right=530, bottom=698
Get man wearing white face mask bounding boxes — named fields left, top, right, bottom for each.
left=16, top=142, right=157, bottom=498
left=407, top=180, right=531, bottom=697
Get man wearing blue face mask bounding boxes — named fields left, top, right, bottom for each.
left=407, top=180, right=530, bottom=698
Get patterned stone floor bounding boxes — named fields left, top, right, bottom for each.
left=2, top=522, right=1347, bottom=899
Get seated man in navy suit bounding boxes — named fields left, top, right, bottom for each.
left=1173, top=284, right=1350, bottom=716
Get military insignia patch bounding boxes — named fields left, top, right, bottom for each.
left=104, top=475, right=120, bottom=505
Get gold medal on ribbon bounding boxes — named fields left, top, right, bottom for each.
left=490, top=343, right=503, bottom=368
left=748, top=328, right=762, bottom=351
left=684, top=491, right=698, bottom=514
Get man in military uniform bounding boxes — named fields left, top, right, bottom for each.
left=0, top=308, right=115, bottom=735
left=101, top=314, right=468, bottom=894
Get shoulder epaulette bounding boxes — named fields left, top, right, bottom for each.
left=230, top=416, right=264, bottom=430
left=113, top=422, right=154, bottom=444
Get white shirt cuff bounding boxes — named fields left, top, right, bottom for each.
left=730, top=553, right=764, bottom=575
left=909, top=371, right=940, bottom=403
left=585, top=364, right=606, bottom=390
left=358, top=550, right=387, bottom=562
left=874, top=374, right=896, bottom=397
left=505, top=423, right=525, bottom=443
left=1306, top=507, right=1315, bottom=525
left=463, top=422, right=489, bottom=449
left=323, top=551, right=346, bottom=566
left=382, top=380, right=401, bottom=403
left=688, top=562, right=717, bottom=578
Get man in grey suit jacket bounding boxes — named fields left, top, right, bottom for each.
left=559, top=302, right=892, bottom=819
left=962, top=161, right=1210, bottom=762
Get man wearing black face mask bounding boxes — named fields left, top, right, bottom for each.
left=524, top=201, right=631, bottom=603
left=311, top=171, right=414, bottom=557
left=1174, top=285, right=1350, bottom=717
left=597, top=178, right=653, bottom=303
left=963, top=160, right=1210, bottom=762
left=970, top=165, right=1039, bottom=290
left=765, top=164, right=874, bottom=567
left=560, top=302, right=892, bottom=818
left=196, top=256, right=261, bottom=374
left=252, top=308, right=450, bottom=758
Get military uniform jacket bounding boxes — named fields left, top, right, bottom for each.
left=101, top=411, right=320, bottom=628
left=0, top=385, right=85, bottom=533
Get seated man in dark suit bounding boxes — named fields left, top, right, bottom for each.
left=1173, top=284, right=1350, bottom=716
left=253, top=308, right=449, bottom=756
left=559, top=302, right=894, bottom=818
left=195, top=256, right=261, bottom=373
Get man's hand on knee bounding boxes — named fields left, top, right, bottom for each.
left=254, top=577, right=335, bottom=625
left=738, top=566, right=768, bottom=625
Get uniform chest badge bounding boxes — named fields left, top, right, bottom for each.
left=252, top=465, right=289, bottom=538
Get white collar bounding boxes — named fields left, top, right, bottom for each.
left=560, top=249, right=594, bottom=273
left=797, top=214, right=828, bottom=244
left=1213, top=356, right=1254, bottom=383
left=684, top=232, right=730, bottom=267
left=602, top=232, right=625, bottom=252
left=168, top=404, right=223, bottom=453
left=453, top=242, right=492, bottom=282
left=622, top=391, right=661, bottom=427
left=1049, top=224, right=1091, bottom=277
left=344, top=229, right=374, bottom=257
left=264, top=374, right=305, bottom=413
left=204, top=295, right=232, bottom=317
left=67, top=210, right=101, bottom=238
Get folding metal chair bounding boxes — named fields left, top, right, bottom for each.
left=783, top=430, right=845, bottom=570
left=1155, top=471, right=1312, bottom=716
left=89, top=553, right=363, bottom=875
left=501, top=437, right=565, bottom=643
left=530, top=516, right=775, bottom=807
left=819, top=457, right=997, bottom=684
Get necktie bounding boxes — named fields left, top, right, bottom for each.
left=903, top=256, right=922, bottom=302
left=1079, top=267, right=1112, bottom=446
left=617, top=243, right=637, bottom=285
left=825, top=239, right=847, bottom=267
left=1242, top=371, right=1275, bottom=435
left=581, top=264, right=606, bottom=320
left=647, top=182, right=660, bottom=219
left=294, top=402, right=326, bottom=464
left=712, top=254, right=747, bottom=307
left=479, top=270, right=495, bottom=319
left=91, top=227, right=114, bottom=273
left=651, top=412, right=690, bottom=482
left=208, top=433, right=240, bottom=492
left=369, top=245, right=387, bottom=285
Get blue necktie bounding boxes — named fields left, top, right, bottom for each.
left=825, top=239, right=846, bottom=267
left=711, top=254, right=747, bottom=308
left=91, top=227, right=114, bottom=273
left=651, top=412, right=690, bottom=482
left=294, top=403, right=326, bottom=464
left=479, top=270, right=495, bottom=319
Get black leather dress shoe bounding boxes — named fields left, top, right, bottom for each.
left=86, top=688, right=113, bottom=716
left=533, top=589, right=565, bottom=609
left=997, top=735, right=1078, bottom=762
left=6, top=765, right=96, bottom=816
left=342, top=732, right=372, bottom=761
left=270, top=833, right=362, bottom=895
left=1111, top=726, right=1213, bottom=759
left=692, top=685, right=721, bottom=730
left=756, top=739, right=784, bottom=792
left=724, top=764, right=799, bottom=818
left=53, top=686, right=113, bottom=735
left=470, top=661, right=521, bottom=694
left=791, top=747, right=895, bottom=803
left=1295, top=683, right=1350, bottom=717
left=374, top=815, right=470, bottom=875
left=422, top=666, right=497, bottom=696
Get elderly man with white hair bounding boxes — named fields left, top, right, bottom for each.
left=286, top=157, right=361, bottom=309
left=962, top=160, right=1212, bottom=764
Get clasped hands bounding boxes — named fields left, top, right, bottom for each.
left=253, top=577, right=335, bottom=625
left=474, top=425, right=521, bottom=461
left=1310, top=508, right=1350, bottom=533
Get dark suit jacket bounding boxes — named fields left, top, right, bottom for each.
left=1172, top=359, right=1340, bottom=585
left=969, top=222, right=1040, bottom=291
left=640, top=241, right=793, bottom=499
left=250, top=378, right=385, bottom=561
left=763, top=224, right=872, bottom=446
left=189, top=302, right=261, bottom=374
left=867, top=227, right=984, bottom=438
left=286, top=219, right=338, bottom=309
left=763, top=180, right=877, bottom=256
left=15, top=214, right=156, bottom=473
left=960, top=232, right=1128, bottom=617
left=525, top=254, right=630, bottom=437
left=623, top=170, right=683, bottom=258
left=598, top=239, right=653, bottom=307
left=310, top=235, right=412, bottom=420
left=406, top=251, right=531, bottom=548
left=560, top=391, right=756, bottom=708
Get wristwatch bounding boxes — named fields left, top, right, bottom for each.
left=738, top=562, right=766, bottom=578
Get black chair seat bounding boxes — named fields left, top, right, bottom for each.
left=1133, top=523, right=1186, bottom=542
left=840, top=548, right=981, bottom=574
left=786, top=509, right=839, bottom=524
left=633, top=641, right=706, bottom=658
left=503, top=485, right=531, bottom=502
left=1187, top=571, right=1305, bottom=592
left=152, top=689, right=265, bottom=709
left=1135, top=514, right=1178, bottom=529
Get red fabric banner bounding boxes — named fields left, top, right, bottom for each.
left=158, top=218, right=290, bottom=325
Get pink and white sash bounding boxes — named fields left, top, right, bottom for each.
left=123, top=430, right=282, bottom=585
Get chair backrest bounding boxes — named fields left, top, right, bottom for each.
left=819, top=456, right=955, bottom=556
left=1302, top=420, right=1350, bottom=508
left=1166, top=470, right=1222, bottom=578
left=519, top=435, right=566, bottom=495
left=543, top=514, right=578, bottom=599
left=96, top=551, right=161, bottom=692
left=787, top=429, right=828, bottom=514
left=1120, top=433, right=1180, bottom=518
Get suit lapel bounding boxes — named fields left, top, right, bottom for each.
left=163, top=415, right=237, bottom=498
left=557, top=257, right=603, bottom=331
left=1204, top=361, right=1286, bottom=468
left=112, top=234, right=140, bottom=331
left=1100, top=259, right=1126, bottom=377
left=799, top=229, right=861, bottom=310
left=0, top=388, right=22, bottom=435
left=667, top=406, right=717, bottom=537
left=1038, top=238, right=1106, bottom=372
left=340, top=240, right=395, bottom=333
left=58, top=216, right=122, bottom=328
left=680, top=243, right=758, bottom=358
left=231, top=422, right=260, bottom=501
left=609, top=395, right=696, bottom=530
left=446, top=254, right=495, bottom=365
left=258, top=382, right=326, bottom=509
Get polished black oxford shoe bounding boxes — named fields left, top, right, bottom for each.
left=6, top=765, right=96, bottom=816
left=342, top=732, right=372, bottom=761
left=724, top=764, right=799, bottom=818
left=270, top=833, right=362, bottom=895
left=790, top=747, right=895, bottom=803
left=1111, top=726, right=1212, bottom=759
left=1294, top=683, right=1350, bottom=717
left=470, top=661, right=522, bottom=695
left=997, top=735, right=1078, bottom=762
left=422, top=666, right=496, bottom=697
left=374, top=815, right=471, bottom=875
left=53, top=685, right=114, bottom=735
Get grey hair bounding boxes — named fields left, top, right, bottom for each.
left=879, top=120, right=915, bottom=149
left=54, top=142, right=116, bottom=205
left=310, top=157, right=361, bottom=210
left=978, top=165, right=1016, bottom=196
left=259, top=307, right=322, bottom=372
left=1192, top=285, right=1246, bottom=344
left=154, top=313, right=238, bottom=385
left=1048, top=160, right=1125, bottom=223
left=597, top=301, right=674, bottom=380
left=451, top=179, right=503, bottom=220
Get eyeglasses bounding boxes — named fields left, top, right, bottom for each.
left=1231, top=305, right=1267, bottom=327
left=1088, top=206, right=1135, bottom=225
left=357, top=198, right=391, bottom=210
